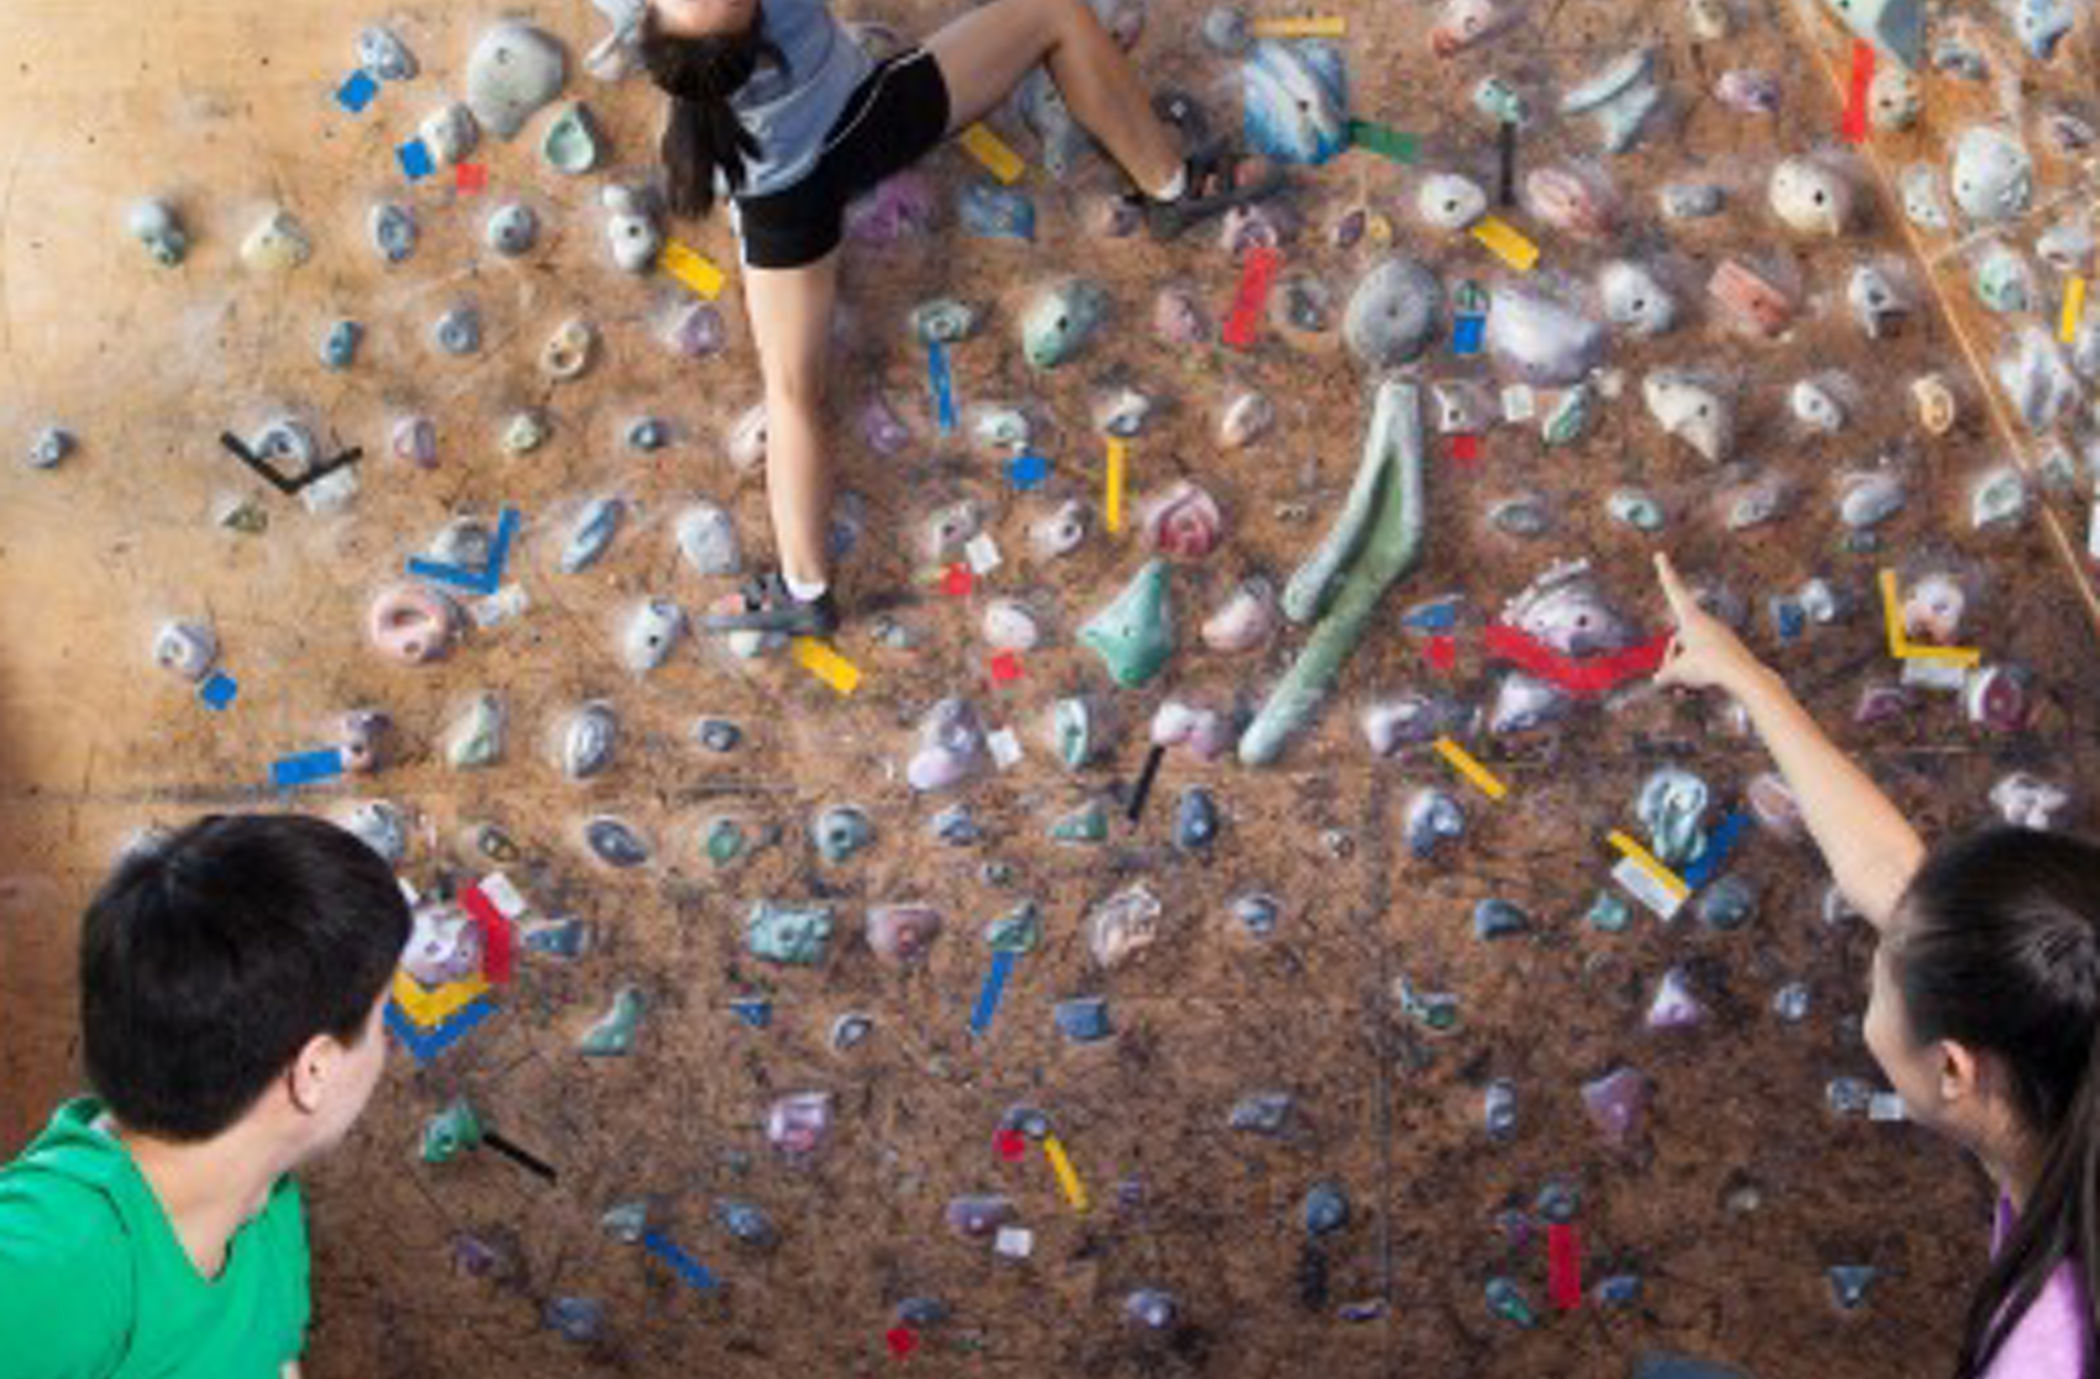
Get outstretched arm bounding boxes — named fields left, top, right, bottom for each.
left=1652, top=553, right=1926, bottom=930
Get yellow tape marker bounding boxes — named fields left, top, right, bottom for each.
left=1470, top=216, right=1539, bottom=272
left=1433, top=736, right=1507, bottom=801
left=791, top=637, right=863, bottom=695
left=658, top=239, right=725, bottom=299
left=392, top=970, right=491, bottom=1028
left=959, top=123, right=1026, bottom=184
left=2064, top=276, right=2088, bottom=344
left=1877, top=568, right=1984, bottom=667
left=1605, top=831, right=1690, bottom=901
left=1042, top=1135, right=1090, bottom=1213
left=1104, top=437, right=1127, bottom=534
left=1250, top=15, right=1347, bottom=37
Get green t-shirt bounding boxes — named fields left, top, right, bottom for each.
left=0, top=1097, right=310, bottom=1379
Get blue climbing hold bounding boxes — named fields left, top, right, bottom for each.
left=958, top=183, right=1036, bottom=240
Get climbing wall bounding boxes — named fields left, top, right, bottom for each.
left=5, top=0, right=2100, bottom=1374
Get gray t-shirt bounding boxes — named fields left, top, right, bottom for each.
left=728, top=0, right=875, bottom=199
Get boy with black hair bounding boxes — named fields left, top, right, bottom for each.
left=0, top=812, right=411, bottom=1378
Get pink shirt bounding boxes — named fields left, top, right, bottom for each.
left=1984, top=1195, right=2091, bottom=1378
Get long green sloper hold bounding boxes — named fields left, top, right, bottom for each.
left=1240, top=379, right=1425, bottom=766
left=1280, top=385, right=1398, bottom=624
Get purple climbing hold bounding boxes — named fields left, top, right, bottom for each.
left=1581, top=1066, right=1653, bottom=1150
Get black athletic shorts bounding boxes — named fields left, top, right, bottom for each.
left=733, top=48, right=952, bottom=270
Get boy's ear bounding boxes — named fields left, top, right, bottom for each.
left=284, top=1034, right=340, bottom=1116
left=1938, top=1039, right=1980, bottom=1106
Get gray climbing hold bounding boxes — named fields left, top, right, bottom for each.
left=240, top=208, right=311, bottom=271
left=1607, top=489, right=1665, bottom=532
left=695, top=718, right=741, bottom=753
left=1175, top=788, right=1220, bottom=852
left=675, top=503, right=742, bottom=576
left=1088, top=884, right=1163, bottom=967
left=319, top=318, right=362, bottom=372
left=1697, top=874, right=1758, bottom=930
left=1201, top=4, right=1250, bottom=53
left=1950, top=126, right=2033, bottom=224
left=1487, top=289, right=1604, bottom=385
left=1643, top=371, right=1733, bottom=463
left=370, top=202, right=416, bottom=263
left=466, top=21, right=568, bottom=140
left=541, top=102, right=603, bottom=174
left=1996, top=326, right=2079, bottom=431
left=748, top=901, right=833, bottom=965
left=1598, top=260, right=1676, bottom=336
left=585, top=816, right=650, bottom=868
left=626, top=417, right=669, bottom=452
left=1790, top=378, right=1846, bottom=433
left=1055, top=997, right=1114, bottom=1043
left=1638, top=768, right=1710, bottom=868
left=1488, top=494, right=1552, bottom=539
left=1838, top=471, right=1906, bottom=529
left=1972, top=466, right=2030, bottom=530
left=1232, top=892, right=1281, bottom=939
left=1342, top=257, right=1441, bottom=368
left=909, top=698, right=987, bottom=792
left=603, top=182, right=663, bottom=272
left=1658, top=183, right=1724, bottom=220
left=959, top=182, right=1035, bottom=239
left=26, top=426, right=74, bottom=471
left=559, top=497, right=623, bottom=573
left=1484, top=1079, right=1519, bottom=1139
left=502, top=410, right=550, bottom=455
left=1406, top=789, right=1467, bottom=859
left=947, top=1195, right=1017, bottom=1238
left=128, top=199, right=188, bottom=266
left=1973, top=242, right=2033, bottom=313
left=1020, top=279, right=1107, bottom=368
left=1819, top=0, right=1921, bottom=67
left=1417, top=173, right=1488, bottom=232
left=357, top=25, right=418, bottom=81
left=152, top=620, right=218, bottom=681
left=621, top=598, right=686, bottom=674
left=933, top=804, right=981, bottom=845
left=1303, top=1182, right=1350, bottom=1236
left=1898, top=163, right=1950, bottom=232
left=559, top=702, right=619, bottom=780
left=445, top=693, right=504, bottom=770
left=812, top=805, right=875, bottom=863
left=433, top=304, right=482, bottom=356
left=1869, top=63, right=1921, bottom=130
left=1228, top=1091, right=1294, bottom=1133
left=1560, top=47, right=1660, bottom=153
left=715, top=1199, right=774, bottom=1246
left=1769, top=158, right=1852, bottom=236
left=420, top=103, right=479, bottom=164
left=831, top=1012, right=874, bottom=1051
left=1242, top=41, right=1348, bottom=164
left=1472, top=897, right=1531, bottom=940
left=485, top=202, right=539, bottom=256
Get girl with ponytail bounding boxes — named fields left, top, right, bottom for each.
left=1653, top=551, right=2095, bottom=1377
left=640, top=0, right=1283, bottom=637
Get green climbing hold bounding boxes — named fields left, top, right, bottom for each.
left=1540, top=381, right=1596, bottom=447
left=1081, top=559, right=1173, bottom=688
left=1020, top=278, right=1107, bottom=369
left=578, top=985, right=645, bottom=1056
left=421, top=1099, right=483, bottom=1164
left=984, top=901, right=1044, bottom=953
left=705, top=817, right=746, bottom=867
left=1054, top=697, right=1093, bottom=768
left=1586, top=890, right=1633, bottom=932
left=747, top=901, right=834, bottom=965
left=1051, top=800, right=1110, bottom=844
left=541, top=102, right=604, bottom=173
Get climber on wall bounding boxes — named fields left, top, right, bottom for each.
left=1653, top=551, right=2097, bottom=1379
left=640, top=0, right=1281, bottom=637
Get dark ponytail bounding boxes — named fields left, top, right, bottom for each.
left=639, top=7, right=784, bottom=218
left=1891, top=827, right=2100, bottom=1378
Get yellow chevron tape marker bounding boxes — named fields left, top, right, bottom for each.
left=1104, top=438, right=1127, bottom=534
left=658, top=239, right=725, bottom=299
left=959, top=123, right=1025, bottom=184
left=791, top=637, right=863, bottom=695
left=1433, top=736, right=1507, bottom=801
left=392, top=970, right=491, bottom=1029
left=1605, top=831, right=1690, bottom=901
left=1470, top=216, right=1539, bottom=272
left=1042, top=1135, right=1089, bottom=1213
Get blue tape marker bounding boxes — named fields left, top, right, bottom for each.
left=337, top=70, right=379, bottom=113
left=642, top=1231, right=719, bottom=1291
left=270, top=746, right=346, bottom=789
left=406, top=506, right=521, bottom=595
left=729, top=998, right=772, bottom=1029
left=396, top=138, right=435, bottom=181
left=1007, top=452, right=1051, bottom=491
left=1452, top=314, right=1486, bottom=357
left=928, top=339, right=957, bottom=436
left=970, top=949, right=1018, bottom=1038
left=197, top=672, right=239, bottom=712
left=385, top=996, right=495, bottom=1066
left=1682, top=810, right=1754, bottom=891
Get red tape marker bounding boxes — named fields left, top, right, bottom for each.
left=1841, top=40, right=1874, bottom=144
left=458, top=883, right=514, bottom=985
left=885, top=1326, right=919, bottom=1358
left=1450, top=433, right=1481, bottom=465
left=1222, top=247, right=1283, bottom=350
left=1549, top=1223, right=1581, bottom=1310
left=989, top=651, right=1023, bottom=685
left=1482, top=626, right=1671, bottom=697
left=1426, top=634, right=1458, bottom=671
left=940, top=563, right=974, bottom=597
left=994, top=1129, right=1028, bottom=1162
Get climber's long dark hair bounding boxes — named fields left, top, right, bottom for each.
left=1890, top=827, right=2100, bottom=1377
left=640, top=5, right=784, bottom=218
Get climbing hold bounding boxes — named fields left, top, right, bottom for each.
left=465, top=21, right=567, bottom=140
left=1598, top=260, right=1676, bottom=336
left=1484, top=1079, right=1519, bottom=1139
left=1432, top=381, right=1493, bottom=434
left=602, top=183, right=663, bottom=272
left=1417, top=173, right=1488, bottom=231
left=1560, top=48, right=1661, bottom=152
left=485, top=202, right=539, bottom=256
left=1643, top=371, right=1733, bottom=463
left=748, top=900, right=833, bottom=965
left=1303, top=1182, right=1349, bottom=1236
left=668, top=503, right=739, bottom=578
left=967, top=403, right=1030, bottom=455
left=367, top=586, right=454, bottom=665
left=694, top=718, right=742, bottom=755
left=558, top=497, right=623, bottom=574
left=1142, top=481, right=1224, bottom=560
left=445, top=693, right=504, bottom=770
left=1769, top=159, right=1852, bottom=237
left=1587, top=891, right=1632, bottom=932
left=1242, top=41, right=1347, bottom=164
left=1898, top=162, right=1950, bottom=232
left=724, top=403, right=770, bottom=474
left=908, top=297, right=978, bottom=346
left=1489, top=671, right=1568, bottom=731
left=703, top=816, right=746, bottom=867
left=1971, top=467, right=2029, bottom=529
left=578, top=985, right=645, bottom=1056
left=1472, top=897, right=1530, bottom=940
left=715, top=1199, right=774, bottom=1247
left=1697, top=874, right=1758, bottom=930
left=336, top=801, right=408, bottom=866
left=865, top=904, right=942, bottom=964
left=626, top=418, right=670, bottom=452
left=1821, top=0, right=1922, bottom=66
left=558, top=701, right=618, bottom=780
left=1092, top=385, right=1155, bottom=440
left=1028, top=499, right=1090, bottom=560
left=1153, top=287, right=1210, bottom=346
left=337, top=711, right=391, bottom=774
left=1202, top=577, right=1278, bottom=653
left=1154, top=700, right=1234, bottom=761
left=128, top=199, right=187, bottom=266
left=661, top=300, right=726, bottom=358
left=403, top=903, right=482, bottom=988
left=1525, top=166, right=1615, bottom=240
left=1838, top=470, right=1906, bottom=529
left=1637, top=768, right=1710, bottom=868
left=812, top=805, right=875, bottom=863
left=501, top=410, right=550, bottom=455
left=1503, top=561, right=1634, bottom=655
left=959, top=182, right=1035, bottom=240
left=908, top=698, right=987, bottom=792
left=1473, top=75, right=1529, bottom=126
left=1486, top=1278, right=1539, bottom=1328
left=1487, top=288, right=1604, bottom=384
left=766, top=1091, right=833, bottom=1157
left=357, top=25, right=417, bottom=80
left=1081, top=560, right=1173, bottom=688
left=1715, top=69, right=1779, bottom=114
left=1992, top=773, right=2074, bottom=830
left=1949, top=127, right=2033, bottom=224
left=946, top=1195, right=1017, bottom=1238
left=1431, top=0, right=1524, bottom=55
left=26, top=426, right=74, bottom=471
left=1869, top=64, right=1921, bottom=131
left=584, top=816, right=651, bottom=868
left=1220, top=390, right=1275, bottom=449
left=1405, top=790, right=1467, bottom=860
left=1647, top=966, right=1704, bottom=1029
left=1607, top=490, right=1665, bottom=532
left=368, top=202, right=416, bottom=265
left=419, top=103, right=479, bottom=164
left=621, top=598, right=686, bottom=674
left=540, top=318, right=598, bottom=380
left=1582, top=1066, right=1653, bottom=1150
left=1539, top=383, right=1597, bottom=448
left=1055, top=997, right=1114, bottom=1043
left=1965, top=664, right=2034, bottom=733
left=1020, top=279, right=1108, bottom=368
left=432, top=304, right=481, bottom=357
left=1228, top=892, right=1281, bottom=940
left=1659, top=182, right=1725, bottom=220
left=932, top=804, right=981, bottom=845
left=1973, top=242, right=2033, bottom=313
left=151, top=621, right=217, bottom=682
left=1687, top=0, right=1729, bottom=40
left=541, top=103, right=603, bottom=173
left=1996, top=327, right=2078, bottom=431
left=1053, top=799, right=1109, bottom=844
left=985, top=902, right=1044, bottom=953
left=1229, top=1091, right=1294, bottom=1134
left=1175, top=787, right=1220, bottom=851
left=1790, top=378, right=1847, bottom=433
left=1051, top=697, right=1095, bottom=769
left=983, top=599, right=1043, bottom=653
left=1708, top=258, right=1795, bottom=337
left=1342, top=256, right=1441, bottom=367
left=239, top=208, right=311, bottom=271
left=1088, top=884, right=1164, bottom=968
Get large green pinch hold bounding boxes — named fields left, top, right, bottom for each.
left=1020, top=278, right=1108, bottom=369
left=748, top=900, right=834, bottom=965
left=1241, top=379, right=1426, bottom=766
left=1081, top=559, right=1173, bottom=688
